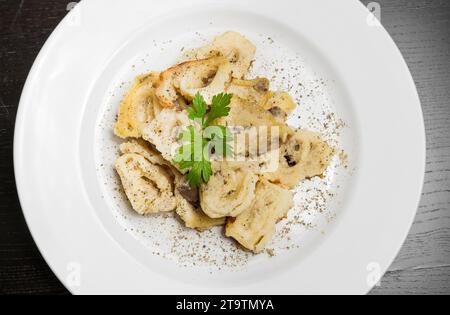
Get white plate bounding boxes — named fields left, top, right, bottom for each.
left=14, top=0, right=425, bottom=295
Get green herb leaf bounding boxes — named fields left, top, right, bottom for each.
left=174, top=92, right=233, bottom=187
left=205, top=125, right=234, bottom=158
left=200, top=160, right=212, bottom=183
left=205, top=93, right=233, bottom=126
left=186, top=159, right=212, bottom=188
left=188, top=93, right=208, bottom=124
left=186, top=163, right=203, bottom=187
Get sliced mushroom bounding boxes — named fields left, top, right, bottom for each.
left=186, top=31, right=256, bottom=79
left=141, top=108, right=194, bottom=172
left=263, top=129, right=334, bottom=188
left=114, top=72, right=162, bottom=138
left=155, top=57, right=232, bottom=108
left=115, top=153, right=176, bottom=215
left=225, top=180, right=294, bottom=252
left=200, top=162, right=258, bottom=219
left=174, top=174, right=226, bottom=230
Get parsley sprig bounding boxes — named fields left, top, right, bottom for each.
left=187, top=93, right=232, bottom=128
left=174, top=92, right=233, bottom=187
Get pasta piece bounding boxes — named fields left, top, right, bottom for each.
left=119, top=139, right=169, bottom=167
left=155, top=56, right=232, bottom=108
left=226, top=180, right=294, bottom=253
left=215, top=96, right=287, bottom=134
left=225, top=78, right=296, bottom=122
left=141, top=108, right=193, bottom=172
left=114, top=72, right=161, bottom=138
left=225, top=77, right=270, bottom=105
left=260, top=91, right=297, bottom=122
left=215, top=96, right=289, bottom=158
left=178, top=58, right=232, bottom=103
left=200, top=162, right=258, bottom=219
left=174, top=174, right=226, bottom=230
left=115, top=153, right=176, bottom=215
left=185, top=31, right=256, bottom=79
left=263, top=129, right=334, bottom=188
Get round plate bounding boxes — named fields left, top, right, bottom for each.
left=14, top=0, right=425, bottom=294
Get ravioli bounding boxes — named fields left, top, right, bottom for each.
left=141, top=108, right=193, bottom=170
left=263, top=129, right=334, bottom=188
left=200, top=162, right=258, bottom=219
left=119, top=139, right=169, bottom=167
left=215, top=96, right=290, bottom=157
left=259, top=91, right=297, bottom=123
left=184, top=31, right=256, bottom=79
left=225, top=77, right=270, bottom=105
left=155, top=56, right=232, bottom=108
left=115, top=153, right=176, bottom=215
left=225, top=180, right=294, bottom=252
left=114, top=72, right=161, bottom=138
left=178, top=57, right=232, bottom=103
left=174, top=174, right=226, bottom=230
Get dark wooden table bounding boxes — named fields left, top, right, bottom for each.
left=1, top=0, right=449, bottom=295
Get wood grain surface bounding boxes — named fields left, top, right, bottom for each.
left=360, top=0, right=450, bottom=295
left=0, top=0, right=449, bottom=295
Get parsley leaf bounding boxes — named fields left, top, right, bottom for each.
left=205, top=93, right=233, bottom=126
left=174, top=93, right=233, bottom=187
left=175, top=139, right=212, bottom=187
left=205, top=125, right=234, bottom=158
left=187, top=93, right=207, bottom=125
left=186, top=162, right=203, bottom=188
